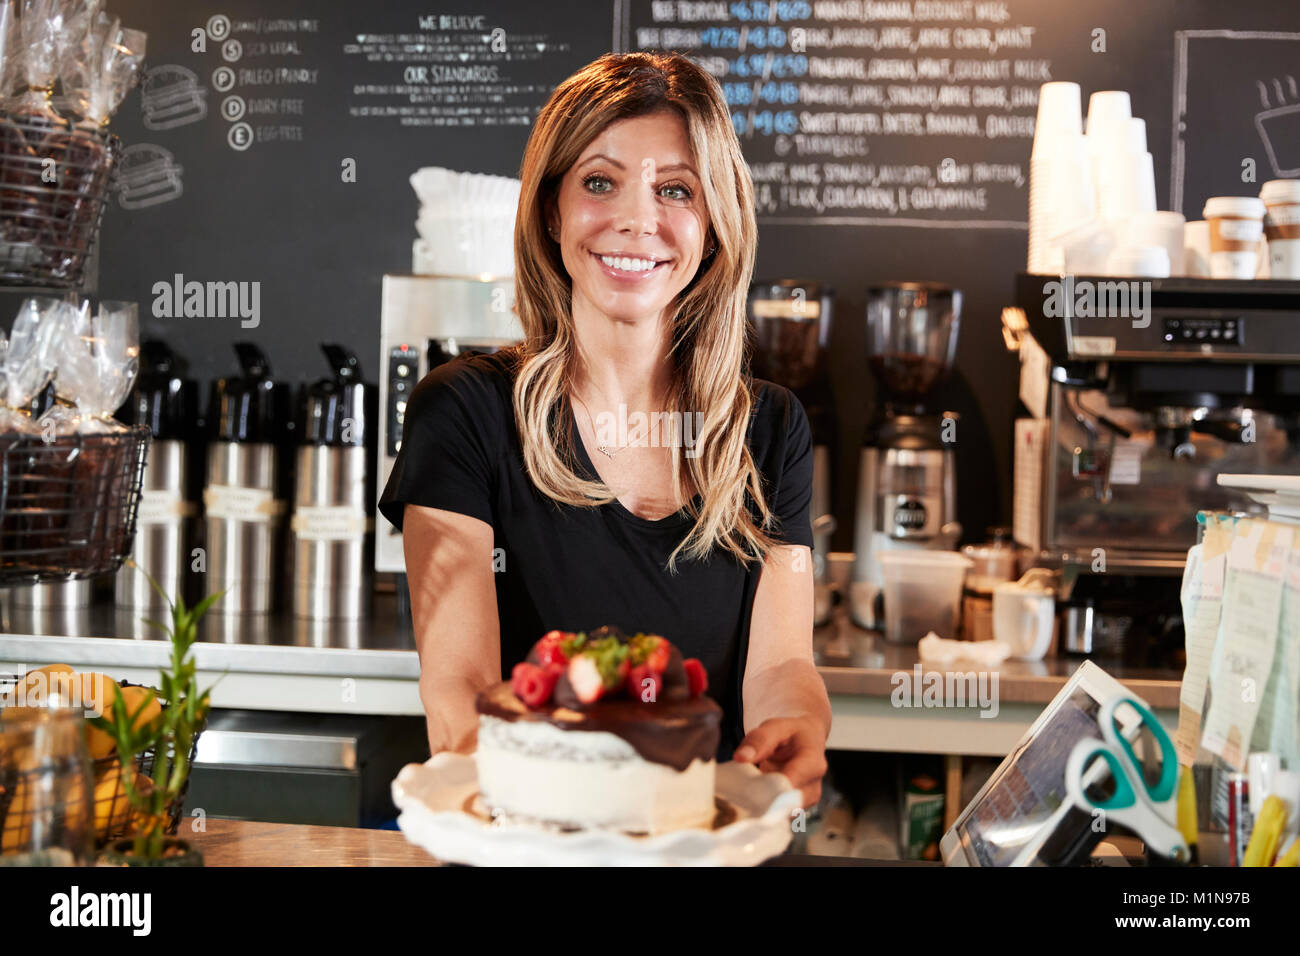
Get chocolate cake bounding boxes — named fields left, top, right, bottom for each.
left=474, top=626, right=722, bottom=834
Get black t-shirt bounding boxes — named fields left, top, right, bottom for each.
left=377, top=349, right=814, bottom=759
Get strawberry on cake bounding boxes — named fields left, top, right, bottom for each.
left=474, top=626, right=722, bottom=834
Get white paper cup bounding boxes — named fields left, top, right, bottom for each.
left=1058, top=220, right=1118, bottom=274
left=1032, top=81, right=1083, bottom=158
left=1085, top=91, right=1132, bottom=136
left=1203, top=196, right=1266, bottom=278
left=1260, top=179, right=1300, bottom=279
left=1105, top=244, right=1170, bottom=277
left=1095, top=150, right=1157, bottom=222
left=1127, top=211, right=1186, bottom=275
left=1128, top=117, right=1147, bottom=153
left=1183, top=220, right=1212, bottom=277
left=1028, top=136, right=1096, bottom=272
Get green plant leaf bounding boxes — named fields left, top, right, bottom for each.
left=190, top=589, right=227, bottom=623
left=117, top=573, right=224, bottom=859
left=131, top=559, right=174, bottom=613
left=140, top=617, right=172, bottom=637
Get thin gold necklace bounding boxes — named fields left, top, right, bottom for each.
left=572, top=391, right=625, bottom=460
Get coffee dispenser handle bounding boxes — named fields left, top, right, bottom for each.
left=234, top=341, right=271, bottom=378
left=321, top=343, right=362, bottom=382
left=140, top=338, right=176, bottom=374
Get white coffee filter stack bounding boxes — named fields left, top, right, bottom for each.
left=1028, top=82, right=1094, bottom=273
left=410, top=167, right=521, bottom=277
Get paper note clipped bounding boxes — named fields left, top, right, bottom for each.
left=1176, top=517, right=1229, bottom=765
left=1250, top=538, right=1300, bottom=769
left=1201, top=519, right=1291, bottom=770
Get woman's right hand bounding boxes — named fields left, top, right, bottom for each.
left=402, top=503, right=502, bottom=756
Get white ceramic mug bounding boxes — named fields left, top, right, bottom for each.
left=993, top=570, right=1057, bottom=661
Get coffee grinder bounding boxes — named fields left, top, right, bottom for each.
left=747, top=279, right=838, bottom=625
left=850, top=282, right=963, bottom=630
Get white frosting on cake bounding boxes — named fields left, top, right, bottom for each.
left=476, top=714, right=716, bottom=833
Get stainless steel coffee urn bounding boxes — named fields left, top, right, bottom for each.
left=116, top=340, right=199, bottom=610
left=203, top=343, right=291, bottom=614
left=292, top=344, right=375, bottom=619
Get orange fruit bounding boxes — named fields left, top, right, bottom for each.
left=12, top=664, right=77, bottom=707
left=91, top=758, right=136, bottom=840
left=78, top=674, right=122, bottom=760
left=117, top=686, right=162, bottom=736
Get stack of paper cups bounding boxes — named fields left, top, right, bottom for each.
left=1033, top=81, right=1084, bottom=157
left=1086, top=91, right=1157, bottom=223
left=1094, top=152, right=1158, bottom=222
left=1028, top=82, right=1095, bottom=272
left=1127, top=211, right=1186, bottom=276
left=1128, top=118, right=1147, bottom=153
left=1084, top=90, right=1132, bottom=137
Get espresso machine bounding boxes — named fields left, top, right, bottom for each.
left=375, top=275, right=523, bottom=579
left=1011, top=274, right=1300, bottom=661
left=850, top=282, right=963, bottom=630
left=747, top=279, right=838, bottom=624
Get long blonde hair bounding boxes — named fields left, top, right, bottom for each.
left=511, top=51, right=781, bottom=572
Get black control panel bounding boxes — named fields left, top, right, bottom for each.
left=1161, top=315, right=1243, bottom=347
left=386, top=345, right=419, bottom=456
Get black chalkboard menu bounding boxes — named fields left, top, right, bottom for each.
left=18, top=0, right=1298, bottom=548
left=623, top=0, right=1045, bottom=227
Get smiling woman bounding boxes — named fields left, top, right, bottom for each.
left=511, top=53, right=770, bottom=564
left=379, top=52, right=830, bottom=808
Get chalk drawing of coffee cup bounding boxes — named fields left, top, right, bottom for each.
left=1255, top=77, right=1300, bottom=177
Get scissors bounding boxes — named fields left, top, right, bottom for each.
left=1065, top=692, right=1189, bottom=863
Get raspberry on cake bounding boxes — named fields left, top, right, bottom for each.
left=475, top=626, right=722, bottom=834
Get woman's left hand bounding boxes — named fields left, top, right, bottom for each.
left=732, top=715, right=828, bottom=809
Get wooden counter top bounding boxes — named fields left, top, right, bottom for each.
left=179, top=817, right=441, bottom=867
left=175, top=817, right=901, bottom=866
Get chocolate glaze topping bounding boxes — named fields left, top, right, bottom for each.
left=476, top=681, right=721, bottom=773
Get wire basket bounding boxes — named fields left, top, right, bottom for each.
left=87, top=678, right=203, bottom=847
left=0, top=424, right=150, bottom=585
left=0, top=676, right=203, bottom=855
left=0, top=109, right=119, bottom=290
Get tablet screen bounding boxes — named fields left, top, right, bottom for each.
left=957, top=688, right=1106, bottom=866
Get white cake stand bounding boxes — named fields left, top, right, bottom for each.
left=391, top=752, right=802, bottom=867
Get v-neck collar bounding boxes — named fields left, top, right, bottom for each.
left=568, top=407, right=700, bottom=530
